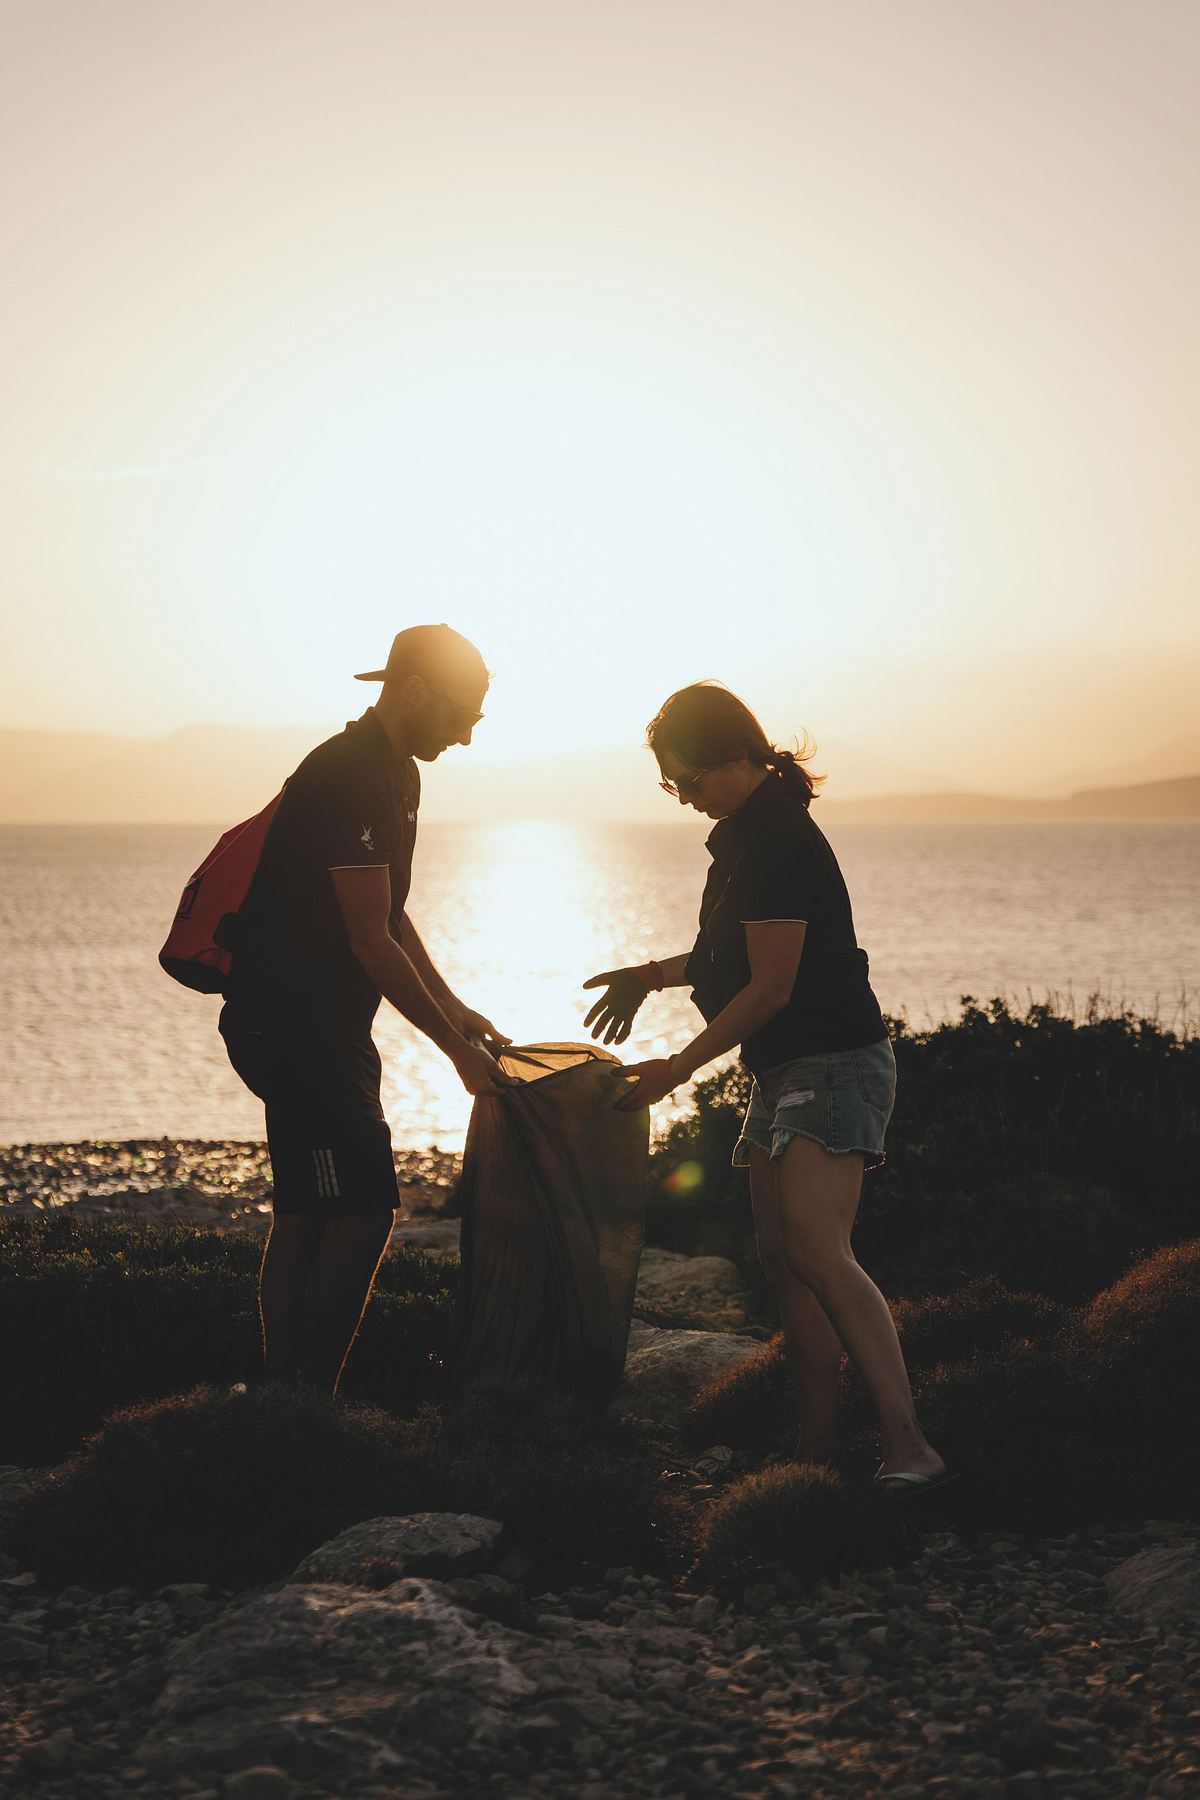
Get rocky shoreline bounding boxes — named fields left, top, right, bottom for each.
left=0, top=1512, right=1196, bottom=1799
left=0, top=1140, right=462, bottom=1237
left=2, top=1142, right=1197, bottom=1796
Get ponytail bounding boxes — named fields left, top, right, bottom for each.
left=765, top=742, right=822, bottom=808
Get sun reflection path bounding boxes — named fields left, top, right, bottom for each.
left=377, top=819, right=711, bottom=1150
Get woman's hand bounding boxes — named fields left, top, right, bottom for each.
left=613, top=1057, right=678, bottom=1111
left=582, top=967, right=651, bottom=1044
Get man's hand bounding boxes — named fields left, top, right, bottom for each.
left=582, top=967, right=651, bottom=1045
left=613, top=1057, right=677, bottom=1111
left=446, top=1002, right=512, bottom=1055
left=453, top=1041, right=520, bottom=1098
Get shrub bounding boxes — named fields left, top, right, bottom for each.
left=6, top=1383, right=421, bottom=1590
left=903, top=1246, right=1200, bottom=1532
left=684, top=1278, right=1070, bottom=1457
left=683, top=1335, right=792, bottom=1457
left=652, top=999, right=1199, bottom=1301
left=0, top=1215, right=458, bottom=1465
left=693, top=1462, right=911, bottom=1597
left=903, top=1339, right=1100, bottom=1534
left=6, top=1375, right=665, bottom=1592
left=1071, top=1238, right=1200, bottom=1515
left=1079, top=1237, right=1200, bottom=1366
left=889, top=1278, right=1069, bottom=1371
left=647, top=1063, right=754, bottom=1265
left=396, top=1378, right=664, bottom=1584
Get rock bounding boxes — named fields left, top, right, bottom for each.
left=886, top=1584, right=924, bottom=1608
left=617, top=1326, right=761, bottom=1429
left=1106, top=1543, right=1200, bottom=1622
left=136, top=1578, right=647, bottom=1786
left=692, top=1445, right=735, bottom=1480
left=224, top=1769, right=295, bottom=1800
left=635, top=1250, right=753, bottom=1328
left=292, top=1514, right=504, bottom=1585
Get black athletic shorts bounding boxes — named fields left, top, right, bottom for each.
left=219, top=1004, right=398, bottom=1216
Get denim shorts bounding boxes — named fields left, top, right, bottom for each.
left=732, top=1037, right=897, bottom=1173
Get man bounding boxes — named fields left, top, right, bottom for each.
left=219, top=624, right=514, bottom=1393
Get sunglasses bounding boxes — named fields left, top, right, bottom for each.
left=424, top=679, right=485, bottom=729
left=659, top=763, right=722, bottom=799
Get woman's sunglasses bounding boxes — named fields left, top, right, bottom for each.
left=659, top=763, right=721, bottom=799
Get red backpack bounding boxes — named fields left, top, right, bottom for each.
left=159, top=788, right=285, bottom=993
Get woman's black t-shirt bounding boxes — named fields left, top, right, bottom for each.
left=684, top=773, right=886, bottom=1076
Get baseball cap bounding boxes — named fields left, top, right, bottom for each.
left=354, top=624, right=488, bottom=687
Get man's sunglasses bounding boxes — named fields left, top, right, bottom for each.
left=659, top=763, right=721, bottom=799
left=423, top=679, right=485, bottom=728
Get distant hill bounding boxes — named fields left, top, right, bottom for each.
left=1, top=726, right=1197, bottom=824
left=820, top=773, right=1200, bottom=822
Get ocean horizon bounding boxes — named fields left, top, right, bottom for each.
left=2, top=818, right=1197, bottom=1150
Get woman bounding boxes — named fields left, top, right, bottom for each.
left=583, top=682, right=947, bottom=1492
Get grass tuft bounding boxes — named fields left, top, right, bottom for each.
left=694, top=1462, right=911, bottom=1597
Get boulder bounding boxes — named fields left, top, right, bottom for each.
left=635, top=1250, right=752, bottom=1329
left=617, top=1325, right=762, bottom=1429
left=292, top=1514, right=503, bottom=1585
left=1106, top=1542, right=1200, bottom=1622
left=136, top=1578, right=645, bottom=1786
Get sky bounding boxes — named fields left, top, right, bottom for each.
left=3, top=0, right=1199, bottom=811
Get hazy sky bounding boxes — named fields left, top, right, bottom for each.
left=4, top=0, right=1199, bottom=803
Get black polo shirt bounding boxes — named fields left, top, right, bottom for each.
left=684, top=773, right=886, bottom=1076
left=224, top=708, right=420, bottom=1035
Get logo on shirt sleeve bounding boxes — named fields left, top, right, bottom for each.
left=360, top=825, right=376, bottom=850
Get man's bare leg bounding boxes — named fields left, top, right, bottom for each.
left=298, top=1210, right=396, bottom=1395
left=259, top=1214, right=327, bottom=1382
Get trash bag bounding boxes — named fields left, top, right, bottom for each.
left=452, top=1043, right=649, bottom=1407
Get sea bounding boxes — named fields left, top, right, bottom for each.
left=1, top=820, right=1197, bottom=1150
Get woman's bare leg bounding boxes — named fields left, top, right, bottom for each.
left=773, top=1136, right=945, bottom=1480
left=748, top=1145, right=845, bottom=1464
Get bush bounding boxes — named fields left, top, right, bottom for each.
left=6, top=1382, right=420, bottom=1590
left=647, top=1063, right=755, bottom=1265
left=693, top=1462, right=911, bottom=1597
left=652, top=999, right=1199, bottom=1302
left=1078, top=1237, right=1200, bottom=1367
left=683, top=1335, right=791, bottom=1457
left=6, top=1375, right=665, bottom=1592
left=889, top=1278, right=1069, bottom=1372
left=1072, top=1237, right=1200, bottom=1514
left=891, top=1242, right=1200, bottom=1532
left=684, top=1278, right=1070, bottom=1457
left=0, top=1215, right=458, bottom=1464
left=904, top=1339, right=1097, bottom=1534
left=396, top=1378, right=664, bottom=1585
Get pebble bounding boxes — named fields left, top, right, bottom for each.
left=1, top=1153, right=1196, bottom=1797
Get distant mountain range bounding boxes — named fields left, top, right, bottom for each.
left=0, top=726, right=1198, bottom=824
left=819, top=773, right=1200, bottom=822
